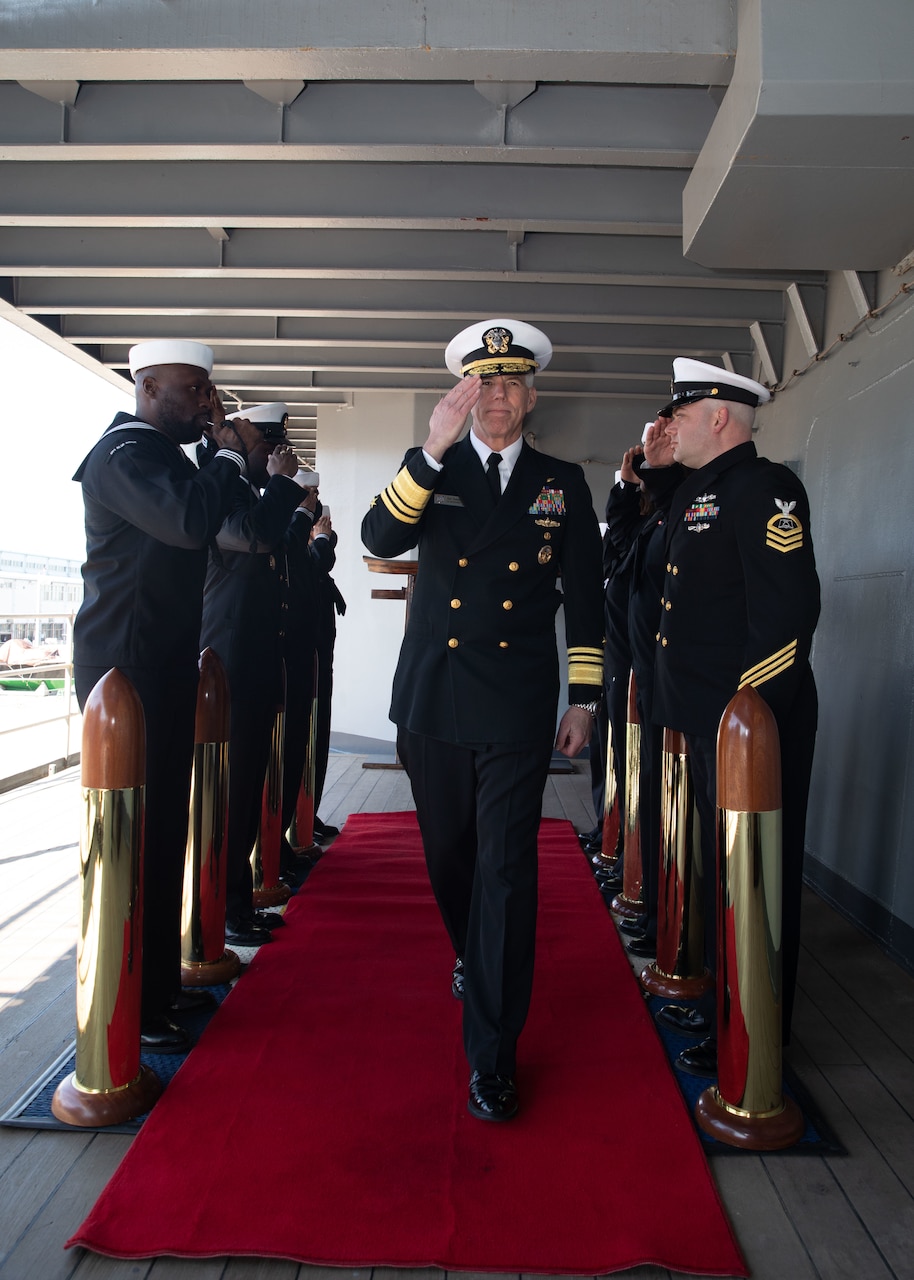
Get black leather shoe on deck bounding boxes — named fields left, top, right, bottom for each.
left=627, top=936, right=657, bottom=958
left=253, top=910, right=285, bottom=929
left=619, top=918, right=646, bottom=937
left=468, top=1071, right=518, bottom=1122
left=451, top=956, right=465, bottom=1000
left=140, top=1015, right=192, bottom=1054
left=676, top=1037, right=718, bottom=1078
left=656, top=1005, right=711, bottom=1037
left=225, top=918, right=273, bottom=947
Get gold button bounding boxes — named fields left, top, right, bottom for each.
left=660, top=597, right=665, bottom=606
left=655, top=632, right=661, bottom=642
left=502, top=600, right=513, bottom=610
left=508, top=562, right=519, bottom=572
left=499, top=641, right=509, bottom=649
left=672, top=566, right=679, bottom=575
left=543, top=532, right=552, bottom=540
left=450, top=598, right=461, bottom=609
left=662, top=637, right=668, bottom=647
left=269, top=555, right=276, bottom=569
left=458, top=557, right=468, bottom=567
left=448, top=638, right=458, bottom=648
left=666, top=562, right=671, bottom=572
left=665, top=601, right=672, bottom=611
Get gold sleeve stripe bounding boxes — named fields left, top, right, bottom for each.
left=568, top=646, right=604, bottom=685
left=379, top=465, right=434, bottom=525
left=738, top=639, right=798, bottom=689
left=767, top=530, right=804, bottom=553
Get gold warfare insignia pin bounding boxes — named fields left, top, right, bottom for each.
left=534, top=518, right=561, bottom=528
left=766, top=498, right=804, bottom=552
left=483, top=326, right=511, bottom=355
left=538, top=545, right=553, bottom=564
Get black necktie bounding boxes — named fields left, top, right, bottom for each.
left=485, top=452, right=503, bottom=504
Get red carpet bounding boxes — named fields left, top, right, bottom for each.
left=69, top=812, right=746, bottom=1276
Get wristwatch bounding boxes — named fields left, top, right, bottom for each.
left=571, top=699, right=602, bottom=718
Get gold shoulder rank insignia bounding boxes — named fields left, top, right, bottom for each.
left=766, top=498, right=804, bottom=553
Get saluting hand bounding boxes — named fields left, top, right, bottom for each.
left=267, top=444, right=298, bottom=478
left=620, top=446, right=643, bottom=485
left=643, top=416, right=675, bottom=468
left=424, top=376, right=482, bottom=462
left=213, top=414, right=261, bottom=456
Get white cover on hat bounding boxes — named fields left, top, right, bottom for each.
left=444, top=318, right=553, bottom=378
left=226, top=402, right=289, bottom=424
left=642, top=421, right=655, bottom=442
left=295, top=470, right=320, bottom=486
left=671, top=358, right=770, bottom=405
left=128, top=340, right=214, bottom=377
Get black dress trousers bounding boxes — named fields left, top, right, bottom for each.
left=397, top=727, right=553, bottom=1079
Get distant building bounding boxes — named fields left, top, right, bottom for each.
left=0, top=551, right=83, bottom=648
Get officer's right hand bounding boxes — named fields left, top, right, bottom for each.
left=424, top=377, right=482, bottom=461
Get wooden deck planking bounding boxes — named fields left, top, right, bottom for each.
left=2, top=758, right=914, bottom=1279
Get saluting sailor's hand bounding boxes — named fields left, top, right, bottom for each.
left=554, top=706, right=594, bottom=758
left=643, top=416, right=675, bottom=468
left=267, top=444, right=298, bottom=478
left=424, top=376, right=482, bottom=462
left=213, top=414, right=260, bottom=457
left=620, top=446, right=642, bottom=485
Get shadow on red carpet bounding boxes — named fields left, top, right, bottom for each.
left=68, top=812, right=747, bottom=1277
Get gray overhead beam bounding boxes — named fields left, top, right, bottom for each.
left=0, top=227, right=810, bottom=289
left=0, top=81, right=718, bottom=156
left=0, top=0, right=736, bottom=83
left=8, top=276, right=788, bottom=323
left=0, top=161, right=690, bottom=222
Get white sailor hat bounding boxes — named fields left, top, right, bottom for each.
left=128, top=340, right=214, bottom=378
left=445, top=318, right=552, bottom=379
left=660, top=358, right=771, bottom=417
left=642, top=421, right=655, bottom=443
left=226, top=402, right=289, bottom=439
left=295, top=470, right=320, bottom=487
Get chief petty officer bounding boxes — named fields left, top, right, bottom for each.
left=643, top=358, right=820, bottom=1075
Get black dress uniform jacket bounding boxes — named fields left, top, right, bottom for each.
left=649, top=441, right=820, bottom=738
left=73, top=413, right=244, bottom=671
left=361, top=435, right=604, bottom=743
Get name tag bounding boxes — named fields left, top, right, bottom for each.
left=434, top=493, right=464, bottom=507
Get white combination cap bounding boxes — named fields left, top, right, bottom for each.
left=128, top=340, right=214, bottom=378
left=661, top=358, right=771, bottom=416
left=445, top=318, right=552, bottom=379
left=295, top=470, right=320, bottom=487
left=226, top=402, right=289, bottom=427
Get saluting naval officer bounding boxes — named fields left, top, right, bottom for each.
left=642, top=359, right=820, bottom=1075
left=361, top=319, right=604, bottom=1121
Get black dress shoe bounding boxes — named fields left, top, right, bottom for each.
left=225, top=919, right=273, bottom=947
left=656, top=1005, right=712, bottom=1037
left=598, top=869, right=624, bottom=890
left=677, top=1037, right=718, bottom=1077
left=313, top=818, right=340, bottom=840
left=170, top=990, right=217, bottom=1014
left=140, top=1015, right=192, bottom=1054
left=627, top=936, right=657, bottom=957
left=577, top=827, right=600, bottom=847
left=451, top=956, right=465, bottom=1000
left=468, top=1070, right=518, bottom=1122
left=619, top=918, right=646, bottom=937
left=253, top=910, right=285, bottom=929
left=580, top=836, right=604, bottom=855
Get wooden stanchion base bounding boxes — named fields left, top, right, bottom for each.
left=51, top=1063, right=163, bottom=1128
left=695, top=1086, right=805, bottom=1150
left=610, top=892, right=642, bottom=920
left=639, top=963, right=713, bottom=1000
left=181, top=948, right=242, bottom=987
left=253, top=883, right=292, bottom=908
